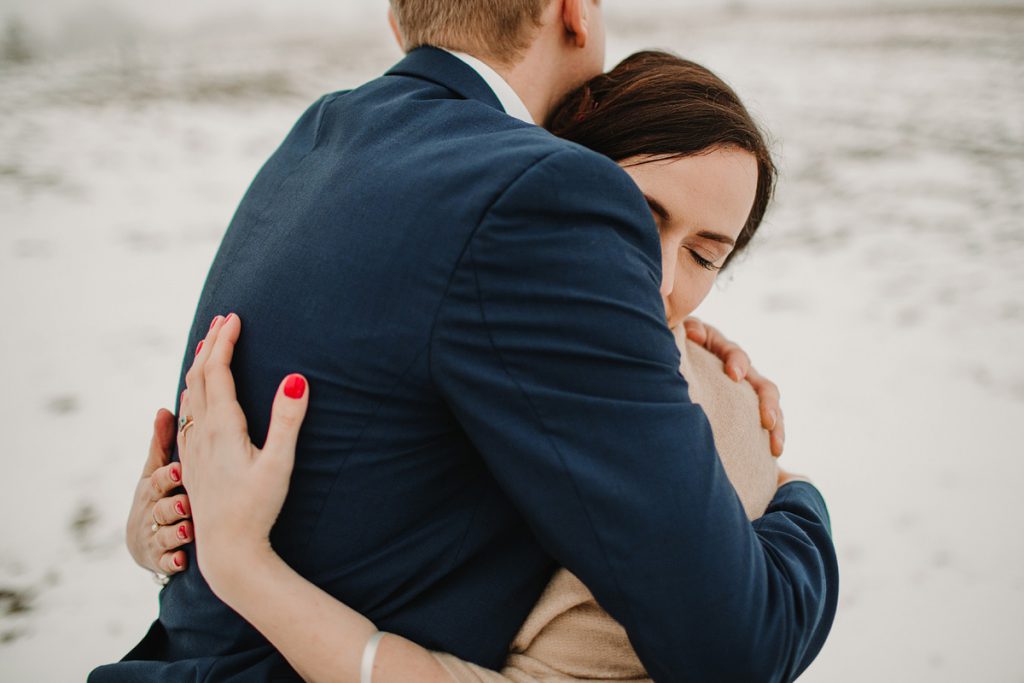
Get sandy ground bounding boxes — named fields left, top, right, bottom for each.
left=1, top=3, right=1022, bottom=681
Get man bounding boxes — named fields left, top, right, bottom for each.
left=95, top=1, right=838, bottom=681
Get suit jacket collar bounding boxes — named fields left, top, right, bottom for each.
left=386, top=46, right=506, bottom=115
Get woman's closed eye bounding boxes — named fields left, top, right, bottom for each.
left=685, top=245, right=724, bottom=272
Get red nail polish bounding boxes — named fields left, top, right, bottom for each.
left=175, top=502, right=186, bottom=516
left=225, top=313, right=235, bottom=324
left=170, top=466, right=181, bottom=483
left=209, top=316, right=220, bottom=331
left=284, top=375, right=306, bottom=400
left=177, top=525, right=187, bottom=540
left=173, top=555, right=183, bottom=568
left=195, top=340, right=204, bottom=357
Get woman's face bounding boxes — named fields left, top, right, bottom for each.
left=620, top=147, right=758, bottom=329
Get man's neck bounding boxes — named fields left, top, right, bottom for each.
left=468, top=51, right=568, bottom=125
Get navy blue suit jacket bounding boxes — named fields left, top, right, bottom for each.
left=91, top=47, right=838, bottom=683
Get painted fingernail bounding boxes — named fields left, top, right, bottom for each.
left=209, top=316, right=222, bottom=331
left=195, top=340, right=204, bottom=357
left=177, top=525, right=188, bottom=540
left=284, top=375, right=306, bottom=400
left=173, top=555, right=183, bottom=568
left=175, top=501, right=186, bottom=516
left=170, top=466, right=181, bottom=483
left=225, top=313, right=235, bottom=324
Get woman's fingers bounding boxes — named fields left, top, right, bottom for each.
left=149, top=462, right=183, bottom=501
left=687, top=318, right=750, bottom=382
left=682, top=317, right=709, bottom=347
left=685, top=318, right=785, bottom=454
left=705, top=326, right=750, bottom=382
left=747, top=366, right=781, bottom=428
left=684, top=317, right=708, bottom=348
left=263, top=374, right=309, bottom=467
left=200, top=314, right=251, bottom=444
left=204, top=314, right=242, bottom=412
left=158, top=550, right=188, bottom=575
left=154, top=520, right=193, bottom=551
left=176, top=389, right=193, bottom=469
left=152, top=493, right=191, bottom=526
left=185, top=314, right=229, bottom=419
left=769, top=415, right=786, bottom=458
left=746, top=365, right=785, bottom=457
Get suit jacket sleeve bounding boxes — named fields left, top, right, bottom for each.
left=431, top=147, right=838, bottom=682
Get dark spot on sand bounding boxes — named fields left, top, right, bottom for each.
left=969, top=366, right=992, bottom=388
left=12, top=239, right=52, bottom=259
left=895, top=307, right=923, bottom=327
left=930, top=550, right=953, bottom=570
left=999, top=301, right=1024, bottom=321
left=762, top=292, right=806, bottom=313
left=46, top=395, right=79, bottom=415
left=121, top=228, right=167, bottom=253
left=0, top=587, right=33, bottom=618
left=70, top=502, right=99, bottom=548
left=0, top=629, right=24, bottom=644
left=0, top=163, right=65, bottom=191
left=892, top=512, right=919, bottom=532
left=841, top=543, right=865, bottom=564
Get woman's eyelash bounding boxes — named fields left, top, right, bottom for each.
left=687, top=249, right=722, bottom=272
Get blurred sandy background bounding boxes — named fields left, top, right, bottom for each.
left=1, top=0, right=1022, bottom=680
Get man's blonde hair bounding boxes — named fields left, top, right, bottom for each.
left=390, top=0, right=549, bottom=65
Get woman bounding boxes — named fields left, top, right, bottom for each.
left=138, top=52, right=802, bottom=682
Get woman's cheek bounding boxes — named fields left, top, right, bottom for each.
left=670, top=271, right=716, bottom=321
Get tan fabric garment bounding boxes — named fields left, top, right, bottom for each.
left=432, top=329, right=779, bottom=682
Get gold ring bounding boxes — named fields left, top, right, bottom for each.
left=179, top=415, right=195, bottom=436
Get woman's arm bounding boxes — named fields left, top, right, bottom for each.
left=128, top=316, right=784, bottom=578
left=178, top=314, right=452, bottom=683
left=208, top=547, right=451, bottom=683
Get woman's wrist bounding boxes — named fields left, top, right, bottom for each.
left=200, top=535, right=280, bottom=607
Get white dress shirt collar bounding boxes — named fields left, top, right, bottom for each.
left=446, top=50, right=536, bottom=125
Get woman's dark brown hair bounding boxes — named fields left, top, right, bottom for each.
left=546, top=51, right=776, bottom=268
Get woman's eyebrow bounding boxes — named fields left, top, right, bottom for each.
left=643, top=194, right=670, bottom=222
left=696, top=230, right=736, bottom=247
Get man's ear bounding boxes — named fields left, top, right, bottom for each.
left=387, top=8, right=406, bottom=51
left=562, top=0, right=590, bottom=49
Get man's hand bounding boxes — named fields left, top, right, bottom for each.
left=126, top=408, right=193, bottom=576
left=683, top=317, right=786, bottom=457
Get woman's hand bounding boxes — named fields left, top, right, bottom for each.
left=177, top=313, right=309, bottom=597
left=683, top=317, right=786, bottom=457
left=126, top=409, right=193, bottom=576
left=777, top=468, right=813, bottom=488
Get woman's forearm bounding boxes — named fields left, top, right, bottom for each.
left=209, top=547, right=452, bottom=683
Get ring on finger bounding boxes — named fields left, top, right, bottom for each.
left=178, top=414, right=195, bottom=436
left=151, top=510, right=160, bottom=534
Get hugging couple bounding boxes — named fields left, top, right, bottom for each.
left=90, top=1, right=839, bottom=681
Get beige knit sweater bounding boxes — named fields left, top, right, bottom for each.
left=432, top=327, right=780, bottom=682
